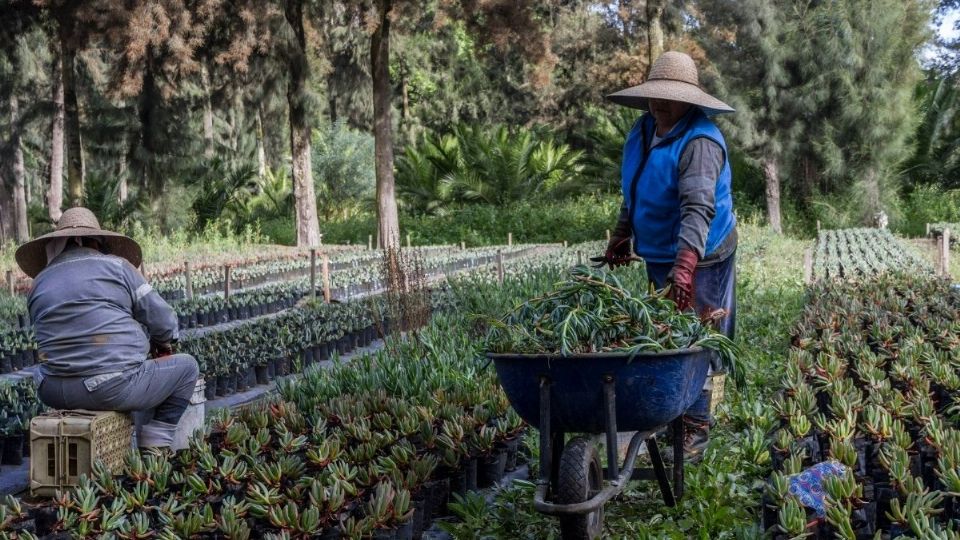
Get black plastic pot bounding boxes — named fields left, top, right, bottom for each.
left=228, top=374, right=238, bottom=394
left=448, top=467, right=468, bottom=497
left=478, top=451, right=507, bottom=488
left=411, top=497, right=426, bottom=539
left=466, top=458, right=479, bottom=492
left=499, top=436, right=521, bottom=472
left=336, top=338, right=348, bottom=356
left=255, top=365, right=269, bottom=385
left=204, top=378, right=218, bottom=400
left=266, top=360, right=276, bottom=381
left=2, top=433, right=24, bottom=465
left=313, top=344, right=325, bottom=362
left=236, top=370, right=250, bottom=392
left=0, top=354, right=11, bottom=374
left=216, top=375, right=230, bottom=397
left=10, top=349, right=21, bottom=371
left=302, top=348, right=315, bottom=369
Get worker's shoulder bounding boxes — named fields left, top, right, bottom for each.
left=37, top=251, right=132, bottom=280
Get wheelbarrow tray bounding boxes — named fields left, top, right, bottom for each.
left=488, top=348, right=712, bottom=433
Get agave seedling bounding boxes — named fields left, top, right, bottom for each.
left=886, top=488, right=944, bottom=526
left=777, top=497, right=813, bottom=539
left=829, top=437, right=858, bottom=470
left=115, top=511, right=155, bottom=540
left=861, top=404, right=894, bottom=443
left=268, top=502, right=322, bottom=537
left=824, top=503, right=856, bottom=540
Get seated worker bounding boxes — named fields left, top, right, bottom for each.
left=15, top=207, right=198, bottom=449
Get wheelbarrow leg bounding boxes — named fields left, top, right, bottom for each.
left=602, top=376, right=619, bottom=480
left=539, top=376, right=552, bottom=492
left=539, top=376, right=565, bottom=496
left=645, top=437, right=676, bottom=507
left=671, top=416, right=685, bottom=501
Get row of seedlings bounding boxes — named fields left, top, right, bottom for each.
left=0, top=293, right=527, bottom=538
left=165, top=245, right=540, bottom=330
left=766, top=230, right=960, bottom=538
left=813, top=229, right=931, bottom=282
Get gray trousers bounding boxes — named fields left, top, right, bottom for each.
left=38, top=354, right=199, bottom=448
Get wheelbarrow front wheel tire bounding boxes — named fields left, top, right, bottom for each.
left=557, top=436, right=604, bottom=540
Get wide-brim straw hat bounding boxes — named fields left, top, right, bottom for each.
left=15, top=207, right=142, bottom=278
left=606, top=51, right=734, bottom=115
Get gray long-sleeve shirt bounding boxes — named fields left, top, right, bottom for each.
left=29, top=247, right=178, bottom=379
left=615, top=137, right=737, bottom=266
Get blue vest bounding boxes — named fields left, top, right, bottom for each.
left=620, top=109, right=735, bottom=263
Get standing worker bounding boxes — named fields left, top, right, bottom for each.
left=15, top=207, right=199, bottom=450
left=604, top=51, right=737, bottom=456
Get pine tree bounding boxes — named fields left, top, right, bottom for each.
left=695, top=0, right=801, bottom=233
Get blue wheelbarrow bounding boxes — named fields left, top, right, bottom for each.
left=488, top=348, right=713, bottom=539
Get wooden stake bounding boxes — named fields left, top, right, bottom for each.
left=563, top=240, right=568, bottom=248
left=926, top=223, right=931, bottom=236
left=406, top=233, right=411, bottom=249
left=803, top=248, right=813, bottom=285
left=322, top=255, right=331, bottom=303
left=318, top=233, right=323, bottom=246
left=368, top=235, right=373, bottom=251
left=606, top=229, right=611, bottom=243
left=310, top=249, right=317, bottom=301
left=508, top=232, right=513, bottom=247
left=816, top=220, right=821, bottom=233
left=223, top=265, right=232, bottom=302
left=460, top=241, right=466, bottom=251
left=942, top=228, right=951, bottom=278
left=496, top=249, right=504, bottom=284
left=577, top=250, right=583, bottom=266
left=184, top=262, right=194, bottom=300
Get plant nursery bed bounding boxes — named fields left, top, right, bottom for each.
left=0, top=336, right=389, bottom=498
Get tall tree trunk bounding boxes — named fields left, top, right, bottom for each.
left=48, top=42, right=65, bottom=223
left=646, top=0, right=665, bottom=76
left=9, top=95, right=29, bottom=242
left=863, top=167, right=881, bottom=225
left=118, top=154, right=128, bottom=202
left=327, top=75, right=337, bottom=124
left=372, top=0, right=399, bottom=248
left=201, top=63, right=215, bottom=159
left=761, top=156, right=783, bottom=234
left=285, top=0, right=320, bottom=246
left=58, top=21, right=84, bottom=206
left=256, top=107, right=267, bottom=177
left=0, top=178, right=11, bottom=244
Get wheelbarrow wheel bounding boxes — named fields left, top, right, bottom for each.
left=557, top=436, right=604, bottom=540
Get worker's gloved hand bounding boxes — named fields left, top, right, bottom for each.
left=150, top=341, right=174, bottom=359
left=604, top=236, right=633, bottom=269
left=668, top=248, right=699, bottom=311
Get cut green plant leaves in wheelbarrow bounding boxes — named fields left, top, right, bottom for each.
left=484, top=266, right=742, bottom=385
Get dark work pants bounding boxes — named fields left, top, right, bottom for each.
left=645, top=251, right=736, bottom=423
left=38, top=354, right=200, bottom=447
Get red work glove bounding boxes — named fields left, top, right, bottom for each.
left=668, top=248, right=699, bottom=311
left=604, top=236, right=633, bottom=269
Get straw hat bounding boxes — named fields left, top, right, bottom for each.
left=15, top=207, right=142, bottom=278
left=606, top=51, right=734, bottom=115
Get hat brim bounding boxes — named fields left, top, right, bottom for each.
left=15, top=227, right=143, bottom=278
left=606, top=79, right=735, bottom=116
